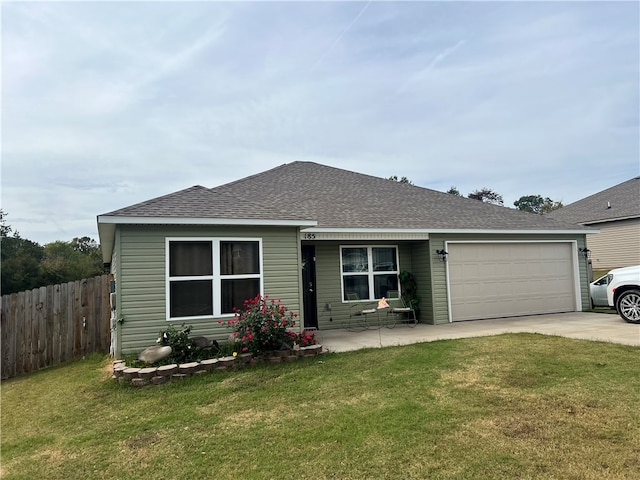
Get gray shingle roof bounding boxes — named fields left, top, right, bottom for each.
left=101, top=162, right=591, bottom=231
left=211, top=162, right=589, bottom=231
left=101, top=185, right=315, bottom=222
left=546, top=177, right=640, bottom=225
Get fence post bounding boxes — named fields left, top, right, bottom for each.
left=1, top=294, right=17, bottom=379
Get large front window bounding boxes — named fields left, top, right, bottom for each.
left=167, top=238, right=262, bottom=319
left=341, top=246, right=399, bottom=301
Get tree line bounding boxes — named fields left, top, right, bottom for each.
left=446, top=186, right=563, bottom=213
left=388, top=176, right=563, bottom=213
left=1, top=210, right=104, bottom=295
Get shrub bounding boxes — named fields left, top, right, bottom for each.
left=296, top=329, right=317, bottom=347
left=158, top=323, right=194, bottom=364
left=157, top=324, right=219, bottom=364
left=222, top=295, right=299, bottom=355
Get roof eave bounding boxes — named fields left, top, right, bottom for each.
left=96, top=216, right=318, bottom=264
left=581, top=214, right=640, bottom=225
left=302, top=227, right=598, bottom=235
left=97, top=215, right=317, bottom=227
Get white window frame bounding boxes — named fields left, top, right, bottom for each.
left=340, top=245, right=400, bottom=302
left=165, top=237, right=263, bottom=321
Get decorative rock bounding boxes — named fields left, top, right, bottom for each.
left=123, top=367, right=140, bottom=379
left=179, top=362, right=200, bottom=375
left=284, top=355, right=297, bottom=363
left=138, top=367, right=158, bottom=379
left=137, top=345, right=172, bottom=364
left=156, top=364, right=178, bottom=376
left=269, top=356, right=281, bottom=364
left=172, top=373, right=187, bottom=381
left=113, top=365, right=128, bottom=377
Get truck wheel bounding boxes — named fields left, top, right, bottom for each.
left=616, top=289, right=640, bottom=323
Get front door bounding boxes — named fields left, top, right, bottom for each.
left=301, top=245, right=318, bottom=329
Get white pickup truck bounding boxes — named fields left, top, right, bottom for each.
left=590, top=265, right=640, bottom=323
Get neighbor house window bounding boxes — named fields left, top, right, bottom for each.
left=341, top=246, right=399, bottom=301
left=167, top=238, right=262, bottom=320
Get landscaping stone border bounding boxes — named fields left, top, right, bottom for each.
left=112, top=344, right=325, bottom=387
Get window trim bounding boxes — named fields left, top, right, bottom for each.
left=340, top=245, right=400, bottom=302
left=165, top=237, right=263, bottom=321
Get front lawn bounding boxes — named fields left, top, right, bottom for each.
left=2, top=334, right=639, bottom=479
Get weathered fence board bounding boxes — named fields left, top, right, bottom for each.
left=1, top=274, right=112, bottom=379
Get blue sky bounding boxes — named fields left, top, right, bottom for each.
left=2, top=1, right=639, bottom=244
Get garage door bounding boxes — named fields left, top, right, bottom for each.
left=448, top=242, right=577, bottom=321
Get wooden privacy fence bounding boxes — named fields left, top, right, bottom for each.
left=1, top=274, right=112, bottom=379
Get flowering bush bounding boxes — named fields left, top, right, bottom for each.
left=221, top=295, right=299, bottom=355
left=295, top=329, right=317, bottom=347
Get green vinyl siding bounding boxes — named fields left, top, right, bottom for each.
left=116, top=224, right=301, bottom=356
left=408, top=242, right=433, bottom=324
left=311, top=241, right=420, bottom=330
left=429, top=237, right=449, bottom=325
left=428, top=233, right=590, bottom=324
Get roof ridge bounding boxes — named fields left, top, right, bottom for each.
left=212, top=162, right=296, bottom=191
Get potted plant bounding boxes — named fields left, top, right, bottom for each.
left=398, top=270, right=420, bottom=316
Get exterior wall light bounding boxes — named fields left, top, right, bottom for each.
left=436, top=249, right=448, bottom=262
left=578, top=247, right=591, bottom=259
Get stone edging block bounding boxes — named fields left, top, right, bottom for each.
left=113, top=345, right=325, bottom=387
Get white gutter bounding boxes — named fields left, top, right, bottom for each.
left=301, top=227, right=598, bottom=235
left=98, top=215, right=318, bottom=227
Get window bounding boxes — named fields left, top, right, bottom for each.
left=341, top=246, right=399, bottom=301
left=167, top=238, right=262, bottom=320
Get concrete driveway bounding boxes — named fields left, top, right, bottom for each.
left=316, top=312, right=640, bottom=353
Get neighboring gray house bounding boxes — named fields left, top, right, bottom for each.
left=98, top=162, right=595, bottom=357
left=546, top=177, right=640, bottom=270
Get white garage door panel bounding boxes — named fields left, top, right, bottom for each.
left=449, top=243, right=576, bottom=321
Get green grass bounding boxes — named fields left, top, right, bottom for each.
left=2, top=334, right=639, bottom=479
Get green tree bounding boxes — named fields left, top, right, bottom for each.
left=388, top=175, right=413, bottom=185
left=1, top=237, right=45, bottom=294
left=1, top=211, right=103, bottom=294
left=1, top=212, right=45, bottom=294
left=468, top=188, right=504, bottom=205
left=0, top=209, right=12, bottom=237
left=514, top=195, right=563, bottom=214
left=447, top=186, right=462, bottom=196
left=40, top=240, right=103, bottom=285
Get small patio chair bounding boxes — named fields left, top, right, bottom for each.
left=346, top=292, right=378, bottom=331
left=386, top=290, right=417, bottom=327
